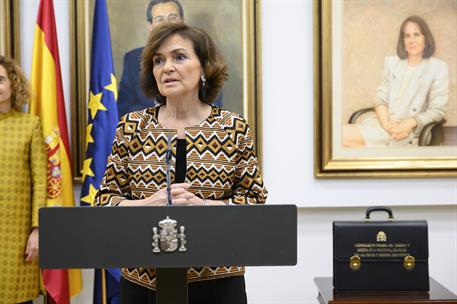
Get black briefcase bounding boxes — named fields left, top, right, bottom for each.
left=333, top=207, right=429, bottom=292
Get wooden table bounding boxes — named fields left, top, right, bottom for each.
left=315, top=277, right=457, bottom=304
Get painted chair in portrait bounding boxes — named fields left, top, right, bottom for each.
left=348, top=107, right=446, bottom=146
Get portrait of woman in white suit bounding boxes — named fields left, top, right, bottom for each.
left=343, top=15, right=449, bottom=147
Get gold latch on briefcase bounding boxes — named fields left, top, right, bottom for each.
left=403, top=255, right=415, bottom=271
left=349, top=255, right=361, bottom=271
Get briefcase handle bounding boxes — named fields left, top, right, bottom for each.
left=365, top=206, right=394, bottom=221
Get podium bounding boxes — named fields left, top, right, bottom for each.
left=40, top=205, right=297, bottom=303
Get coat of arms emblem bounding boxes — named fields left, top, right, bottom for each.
left=152, top=216, right=187, bottom=253
left=376, top=230, right=387, bottom=242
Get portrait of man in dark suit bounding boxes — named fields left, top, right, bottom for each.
left=117, top=0, right=184, bottom=118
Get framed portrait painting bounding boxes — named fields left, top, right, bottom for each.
left=0, top=0, right=5, bottom=55
left=0, top=0, right=19, bottom=59
left=314, top=0, right=457, bottom=177
left=71, top=0, right=262, bottom=178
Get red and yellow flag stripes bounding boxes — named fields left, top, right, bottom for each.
left=30, top=0, right=82, bottom=303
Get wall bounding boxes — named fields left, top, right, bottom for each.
left=20, top=0, right=71, bottom=132
left=17, top=0, right=457, bottom=303
left=254, top=1, right=456, bottom=303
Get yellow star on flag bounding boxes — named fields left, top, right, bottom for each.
left=104, top=73, right=118, bottom=101
left=88, top=91, right=106, bottom=119
left=85, top=123, right=94, bottom=151
left=82, top=158, right=95, bottom=182
left=81, top=184, right=98, bottom=205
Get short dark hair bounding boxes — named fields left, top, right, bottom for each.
left=0, top=55, right=30, bottom=111
left=141, top=23, right=228, bottom=105
left=146, top=0, right=184, bottom=23
left=397, top=15, right=435, bottom=59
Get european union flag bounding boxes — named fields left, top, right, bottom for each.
left=79, top=0, right=120, bottom=302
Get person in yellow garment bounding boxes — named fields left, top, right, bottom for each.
left=0, top=55, right=47, bottom=304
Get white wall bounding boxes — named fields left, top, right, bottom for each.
left=18, top=0, right=457, bottom=303
left=20, top=0, right=72, bottom=135
left=251, top=1, right=456, bottom=303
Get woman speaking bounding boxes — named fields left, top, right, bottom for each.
left=95, top=23, right=267, bottom=303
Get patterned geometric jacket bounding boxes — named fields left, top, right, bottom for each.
left=94, top=105, right=267, bottom=290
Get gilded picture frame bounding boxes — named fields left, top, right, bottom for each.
left=0, top=0, right=20, bottom=60
left=70, top=0, right=262, bottom=179
left=314, top=0, right=457, bottom=178
left=0, top=0, right=5, bottom=55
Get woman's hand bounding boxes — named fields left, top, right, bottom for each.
left=172, top=190, right=205, bottom=206
left=381, top=120, right=398, bottom=135
left=118, top=183, right=192, bottom=206
left=376, top=105, right=397, bottom=135
left=390, top=118, right=417, bottom=140
left=172, top=193, right=227, bottom=206
left=25, top=228, right=39, bottom=263
left=118, top=183, right=227, bottom=206
left=143, top=183, right=193, bottom=206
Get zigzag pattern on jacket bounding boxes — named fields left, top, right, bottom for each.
left=95, top=105, right=267, bottom=290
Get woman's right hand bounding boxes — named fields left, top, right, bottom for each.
left=118, top=183, right=192, bottom=206
left=375, top=105, right=397, bottom=135
left=390, top=118, right=417, bottom=140
left=381, top=119, right=397, bottom=135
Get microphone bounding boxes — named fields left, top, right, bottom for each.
left=165, top=133, right=173, bottom=206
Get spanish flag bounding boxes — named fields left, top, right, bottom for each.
left=30, top=0, right=82, bottom=303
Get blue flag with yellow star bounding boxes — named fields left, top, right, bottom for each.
left=79, top=0, right=120, bottom=303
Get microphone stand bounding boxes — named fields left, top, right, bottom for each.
left=165, top=134, right=173, bottom=206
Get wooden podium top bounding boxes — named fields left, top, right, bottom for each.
left=314, top=277, right=457, bottom=304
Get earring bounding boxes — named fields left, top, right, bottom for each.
left=201, top=75, right=207, bottom=87
left=200, top=75, right=207, bottom=100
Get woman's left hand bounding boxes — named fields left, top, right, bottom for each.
left=172, top=190, right=206, bottom=206
left=390, top=118, right=417, bottom=140
left=171, top=191, right=227, bottom=206
left=25, top=228, right=39, bottom=263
